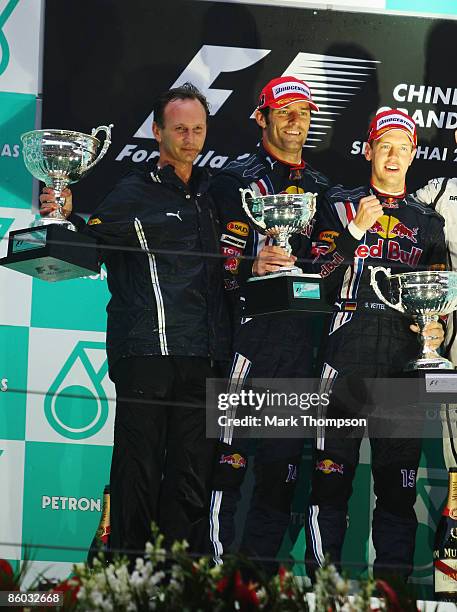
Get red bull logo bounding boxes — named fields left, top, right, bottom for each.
left=387, top=241, right=422, bottom=267
left=368, top=220, right=383, bottom=234
left=282, top=185, right=305, bottom=195
left=355, top=238, right=383, bottom=260
left=220, top=453, right=247, bottom=469
left=390, top=222, right=418, bottom=243
left=311, top=243, right=329, bottom=258
left=368, top=215, right=418, bottom=243
left=320, top=252, right=344, bottom=277
left=224, top=257, right=240, bottom=273
left=315, top=459, right=344, bottom=475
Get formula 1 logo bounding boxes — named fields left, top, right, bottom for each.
left=0, top=0, right=19, bottom=76
left=44, top=341, right=109, bottom=440
left=117, top=48, right=380, bottom=165
left=134, top=47, right=379, bottom=143
left=134, top=45, right=271, bottom=138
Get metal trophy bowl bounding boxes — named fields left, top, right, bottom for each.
left=239, top=187, right=329, bottom=317
left=0, top=125, right=113, bottom=281
left=240, top=187, right=316, bottom=275
left=370, top=267, right=457, bottom=370
left=21, top=124, right=113, bottom=230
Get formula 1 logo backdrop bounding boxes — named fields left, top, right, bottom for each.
left=134, top=45, right=271, bottom=138
left=43, top=0, right=457, bottom=212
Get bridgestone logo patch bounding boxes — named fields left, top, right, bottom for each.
left=272, top=82, right=310, bottom=99
left=377, top=114, right=415, bottom=133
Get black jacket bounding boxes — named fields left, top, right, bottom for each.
left=70, top=163, right=231, bottom=369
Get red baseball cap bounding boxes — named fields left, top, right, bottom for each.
left=257, top=76, right=319, bottom=112
left=367, top=109, right=417, bottom=147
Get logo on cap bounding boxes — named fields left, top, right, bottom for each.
left=377, top=113, right=415, bottom=134
left=257, top=76, right=319, bottom=112
left=272, top=81, right=311, bottom=100
left=367, top=109, right=417, bottom=146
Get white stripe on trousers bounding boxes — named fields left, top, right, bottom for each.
left=441, top=403, right=457, bottom=468
left=308, top=504, right=326, bottom=568
left=317, top=362, right=338, bottom=451
left=210, top=352, right=251, bottom=564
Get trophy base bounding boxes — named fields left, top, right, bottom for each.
left=277, top=265, right=304, bottom=275
left=38, top=216, right=76, bottom=231
left=405, top=357, right=455, bottom=371
left=0, top=224, right=99, bottom=282
left=243, top=273, right=331, bottom=317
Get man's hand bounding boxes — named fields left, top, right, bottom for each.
left=252, top=245, right=296, bottom=276
left=410, top=321, right=445, bottom=351
left=39, top=187, right=73, bottom=218
left=353, top=195, right=383, bottom=232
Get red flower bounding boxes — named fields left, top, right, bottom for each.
left=216, top=576, right=229, bottom=593
left=0, top=559, right=18, bottom=591
left=376, top=579, right=405, bottom=612
left=53, top=576, right=81, bottom=605
left=0, top=559, right=13, bottom=579
left=278, top=565, right=287, bottom=591
left=233, top=570, right=259, bottom=608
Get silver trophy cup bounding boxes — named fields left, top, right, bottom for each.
left=21, top=125, right=113, bottom=230
left=240, top=187, right=316, bottom=275
left=370, top=267, right=457, bottom=370
left=0, top=125, right=113, bottom=281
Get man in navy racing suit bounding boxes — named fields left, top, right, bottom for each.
left=209, top=76, right=330, bottom=571
left=304, top=109, right=446, bottom=581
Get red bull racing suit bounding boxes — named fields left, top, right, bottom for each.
left=305, top=184, right=446, bottom=580
left=209, top=143, right=330, bottom=570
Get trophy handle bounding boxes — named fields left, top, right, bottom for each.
left=369, top=265, right=405, bottom=313
left=239, top=187, right=266, bottom=229
left=86, top=124, right=114, bottom=172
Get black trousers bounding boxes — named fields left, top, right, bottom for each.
left=210, top=313, right=318, bottom=572
left=305, top=311, right=422, bottom=581
left=109, top=355, right=218, bottom=556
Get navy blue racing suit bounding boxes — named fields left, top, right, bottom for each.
left=304, top=185, right=446, bottom=580
left=209, top=144, right=330, bottom=570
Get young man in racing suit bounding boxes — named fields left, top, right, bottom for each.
left=304, top=110, right=446, bottom=581
left=414, top=152, right=457, bottom=469
left=209, top=76, right=330, bottom=570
